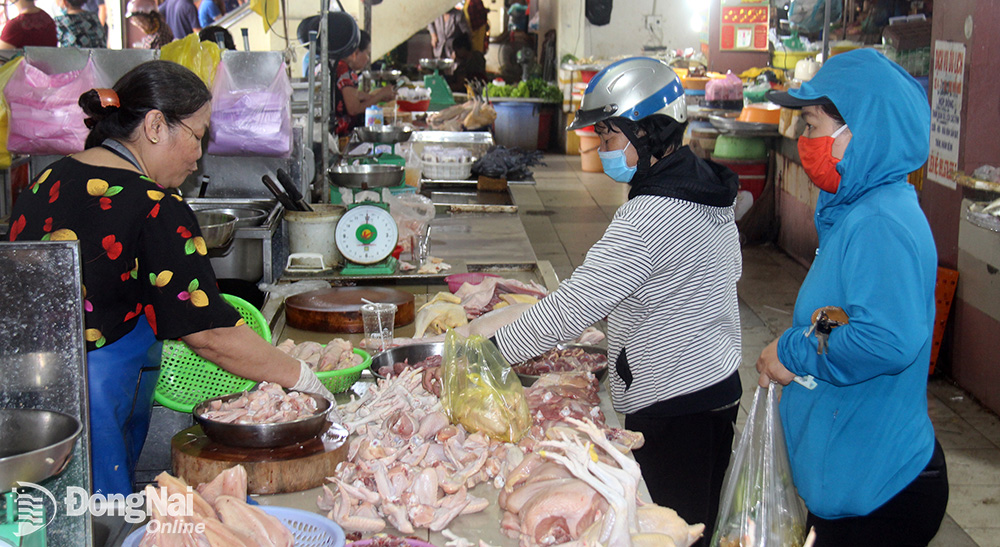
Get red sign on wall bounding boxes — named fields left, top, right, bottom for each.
left=720, top=0, right=769, bottom=51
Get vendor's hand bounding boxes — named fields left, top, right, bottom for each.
left=291, top=358, right=337, bottom=402
left=466, top=303, right=532, bottom=339
left=375, top=86, right=395, bottom=102
left=756, top=338, right=796, bottom=388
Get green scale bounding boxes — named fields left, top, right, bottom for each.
left=419, top=58, right=456, bottom=110
left=1, top=491, right=46, bottom=547
left=335, top=200, right=399, bottom=276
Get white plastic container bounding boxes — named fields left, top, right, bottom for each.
left=364, top=105, right=384, bottom=127
left=285, top=204, right=346, bottom=269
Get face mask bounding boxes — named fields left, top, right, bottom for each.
left=798, top=124, right=848, bottom=193
left=598, top=141, right=637, bottom=183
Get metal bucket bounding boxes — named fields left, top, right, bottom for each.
left=285, top=204, right=346, bottom=269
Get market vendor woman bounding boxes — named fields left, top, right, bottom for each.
left=7, top=61, right=334, bottom=496
left=470, top=57, right=742, bottom=545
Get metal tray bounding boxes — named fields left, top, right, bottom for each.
left=420, top=188, right=518, bottom=214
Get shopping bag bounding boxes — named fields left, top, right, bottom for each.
left=711, top=383, right=808, bottom=547
left=160, top=33, right=221, bottom=88
left=439, top=330, right=532, bottom=443
left=4, top=55, right=106, bottom=156
left=0, top=57, right=24, bottom=168
left=206, top=59, right=292, bottom=157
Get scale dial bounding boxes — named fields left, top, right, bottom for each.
left=335, top=204, right=398, bottom=265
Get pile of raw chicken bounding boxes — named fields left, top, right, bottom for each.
left=138, top=466, right=294, bottom=546
left=198, top=382, right=320, bottom=425
left=276, top=337, right=364, bottom=372
left=323, top=355, right=698, bottom=546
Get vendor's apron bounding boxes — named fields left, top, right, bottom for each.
left=86, top=302, right=160, bottom=496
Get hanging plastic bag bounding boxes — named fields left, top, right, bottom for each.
left=206, top=59, right=292, bottom=157
left=384, top=191, right=435, bottom=253
left=711, top=384, right=808, bottom=547
left=0, top=57, right=25, bottom=168
left=160, top=33, right=221, bottom=88
left=440, top=330, right=532, bottom=443
left=4, top=55, right=107, bottom=156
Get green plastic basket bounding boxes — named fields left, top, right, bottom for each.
left=154, top=294, right=270, bottom=413
left=315, top=349, right=372, bottom=394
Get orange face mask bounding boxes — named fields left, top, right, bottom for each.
left=798, top=124, right=848, bottom=193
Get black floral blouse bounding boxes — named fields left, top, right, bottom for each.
left=8, top=157, right=242, bottom=351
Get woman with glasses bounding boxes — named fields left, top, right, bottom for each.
left=7, top=61, right=335, bottom=496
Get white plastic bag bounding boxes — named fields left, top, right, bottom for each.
left=384, top=192, right=435, bottom=253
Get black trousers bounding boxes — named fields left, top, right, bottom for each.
left=625, top=403, right=739, bottom=547
left=807, top=440, right=949, bottom=547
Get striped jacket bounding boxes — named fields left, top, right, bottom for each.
left=495, top=191, right=742, bottom=414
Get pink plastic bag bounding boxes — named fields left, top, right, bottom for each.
left=206, top=60, right=292, bottom=157
left=4, top=56, right=106, bottom=156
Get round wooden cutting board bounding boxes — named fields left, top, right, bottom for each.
left=284, top=287, right=415, bottom=333
left=171, top=425, right=349, bottom=494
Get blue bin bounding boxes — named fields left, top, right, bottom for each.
left=493, top=101, right=540, bottom=151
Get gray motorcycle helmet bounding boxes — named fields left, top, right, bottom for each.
left=568, top=57, right=687, bottom=131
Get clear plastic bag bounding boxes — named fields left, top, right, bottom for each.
left=440, top=330, right=532, bottom=443
left=206, top=59, right=292, bottom=157
left=712, top=384, right=807, bottom=547
left=384, top=192, right=435, bottom=253
left=4, top=55, right=107, bottom=156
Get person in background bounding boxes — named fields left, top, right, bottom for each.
left=55, top=0, right=106, bottom=48
left=465, top=58, right=742, bottom=547
left=448, top=32, right=486, bottom=92
left=427, top=4, right=470, bottom=61
left=462, top=0, right=489, bottom=53
left=81, top=0, right=106, bottom=27
left=197, top=0, right=223, bottom=30
left=332, top=29, right=394, bottom=140
left=758, top=49, right=947, bottom=546
left=199, top=24, right=234, bottom=50
left=7, top=60, right=335, bottom=496
left=127, top=10, right=173, bottom=49
left=0, top=0, right=57, bottom=49
left=160, top=0, right=200, bottom=39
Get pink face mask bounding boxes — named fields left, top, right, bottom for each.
left=798, top=124, right=848, bottom=193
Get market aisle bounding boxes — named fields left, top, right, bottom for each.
left=521, top=153, right=1000, bottom=547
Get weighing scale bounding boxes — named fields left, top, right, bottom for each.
left=326, top=163, right=404, bottom=276
left=353, top=125, right=414, bottom=181
left=1, top=492, right=46, bottom=547
left=419, top=58, right=456, bottom=110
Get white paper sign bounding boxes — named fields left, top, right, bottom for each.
left=927, top=40, right=965, bottom=189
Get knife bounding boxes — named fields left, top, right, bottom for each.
left=261, top=174, right=301, bottom=211
left=276, top=168, right=313, bottom=212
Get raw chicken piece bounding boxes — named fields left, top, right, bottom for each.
left=154, top=472, right=216, bottom=520
left=196, top=464, right=247, bottom=506
left=214, top=495, right=294, bottom=547
left=413, top=293, right=468, bottom=337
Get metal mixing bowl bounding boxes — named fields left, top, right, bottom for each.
left=363, top=69, right=401, bottom=82
left=420, top=58, right=455, bottom=71
left=190, top=206, right=268, bottom=229
left=515, top=344, right=609, bottom=387
left=355, top=125, right=413, bottom=145
left=193, top=390, right=331, bottom=449
left=193, top=211, right=237, bottom=248
left=369, top=342, right=444, bottom=379
left=327, top=164, right=405, bottom=189
left=0, top=409, right=82, bottom=490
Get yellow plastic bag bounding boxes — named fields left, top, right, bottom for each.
left=440, top=330, right=531, bottom=443
left=160, top=33, right=221, bottom=88
left=0, top=56, right=25, bottom=169
left=250, top=0, right=279, bottom=33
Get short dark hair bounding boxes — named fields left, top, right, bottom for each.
left=357, top=29, right=370, bottom=52
left=65, top=0, right=88, bottom=9
left=79, top=60, right=212, bottom=149
left=200, top=25, right=235, bottom=50
left=600, top=114, right=687, bottom=159
left=821, top=102, right=846, bottom=126
left=453, top=33, right=472, bottom=52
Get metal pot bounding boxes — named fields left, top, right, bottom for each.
left=0, top=409, right=82, bottom=490
left=354, top=125, right=413, bottom=145
left=193, top=391, right=331, bottom=448
left=193, top=211, right=237, bottom=248
left=369, top=342, right=444, bottom=379
left=327, top=164, right=405, bottom=189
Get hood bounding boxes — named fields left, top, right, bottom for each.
left=628, top=146, right=739, bottom=208
left=790, top=49, right=930, bottom=231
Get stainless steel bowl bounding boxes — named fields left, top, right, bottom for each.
left=0, top=409, right=82, bottom=490
left=327, top=164, right=405, bottom=189
left=355, top=125, right=414, bottom=145
left=515, top=344, right=609, bottom=387
left=193, top=390, right=331, bottom=449
left=364, top=69, right=401, bottom=82
left=190, top=206, right=268, bottom=229
left=369, top=342, right=444, bottom=379
left=193, top=211, right=237, bottom=248
left=420, top=58, right=455, bottom=71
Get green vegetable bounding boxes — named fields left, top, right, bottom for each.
left=487, top=79, right=561, bottom=102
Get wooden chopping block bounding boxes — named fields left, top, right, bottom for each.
left=171, top=425, right=349, bottom=494
left=284, top=286, right=415, bottom=333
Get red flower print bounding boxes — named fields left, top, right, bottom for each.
left=48, top=180, right=60, bottom=203
left=102, top=234, right=123, bottom=260
left=177, top=226, right=192, bottom=239
left=9, top=215, right=25, bottom=241
left=124, top=303, right=142, bottom=322
left=100, top=197, right=112, bottom=210
left=144, top=304, right=157, bottom=334
left=148, top=203, right=160, bottom=218
left=43, top=218, right=53, bottom=232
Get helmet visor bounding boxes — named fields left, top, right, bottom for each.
left=567, top=104, right=620, bottom=131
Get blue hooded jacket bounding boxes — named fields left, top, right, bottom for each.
left=775, top=49, right=938, bottom=518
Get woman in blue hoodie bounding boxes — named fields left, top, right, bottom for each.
left=760, top=49, right=948, bottom=545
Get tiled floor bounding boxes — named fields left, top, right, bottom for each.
left=516, top=153, right=1000, bottom=546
